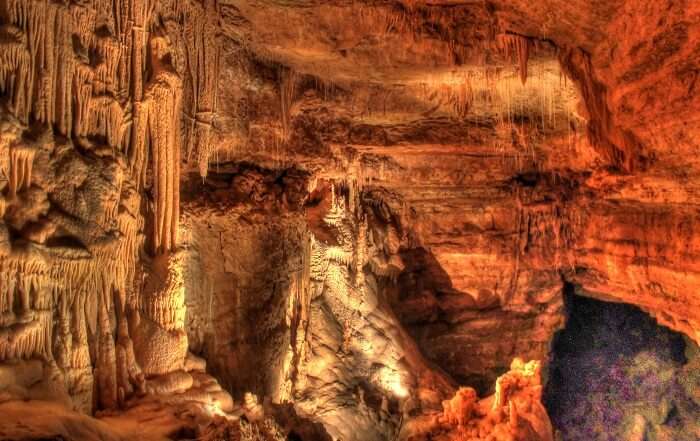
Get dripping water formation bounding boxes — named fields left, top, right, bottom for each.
left=0, top=1, right=698, bottom=441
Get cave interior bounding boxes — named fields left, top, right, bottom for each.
left=0, top=1, right=698, bottom=441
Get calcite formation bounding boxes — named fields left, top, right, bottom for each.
left=408, top=358, right=553, bottom=441
left=0, top=1, right=697, bottom=440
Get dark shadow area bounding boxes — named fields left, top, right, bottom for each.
left=393, top=246, right=535, bottom=395
left=544, top=284, right=700, bottom=441
left=269, top=403, right=333, bottom=441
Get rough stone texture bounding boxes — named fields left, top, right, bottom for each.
left=0, top=0, right=697, bottom=440
left=180, top=165, right=309, bottom=399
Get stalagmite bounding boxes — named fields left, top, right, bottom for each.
left=96, top=287, right=118, bottom=410
left=432, top=358, right=553, bottom=441
left=296, top=179, right=457, bottom=441
left=54, top=292, right=73, bottom=370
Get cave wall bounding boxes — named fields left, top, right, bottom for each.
left=0, top=1, right=697, bottom=440
left=0, top=0, right=233, bottom=419
left=180, top=165, right=309, bottom=400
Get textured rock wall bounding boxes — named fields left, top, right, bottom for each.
left=0, top=0, right=232, bottom=420
left=180, top=165, right=309, bottom=400
left=0, top=1, right=697, bottom=440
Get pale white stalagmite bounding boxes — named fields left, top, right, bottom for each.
left=139, top=255, right=186, bottom=332
left=292, top=180, right=455, bottom=441
left=134, top=259, right=191, bottom=389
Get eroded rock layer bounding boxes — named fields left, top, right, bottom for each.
left=0, top=0, right=698, bottom=440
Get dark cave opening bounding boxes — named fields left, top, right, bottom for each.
left=543, top=285, right=700, bottom=441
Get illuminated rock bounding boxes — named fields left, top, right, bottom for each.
left=0, top=0, right=697, bottom=439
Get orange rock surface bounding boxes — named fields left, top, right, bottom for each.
left=0, top=1, right=697, bottom=440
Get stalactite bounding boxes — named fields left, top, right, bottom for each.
left=497, top=33, right=531, bottom=85
left=33, top=5, right=54, bottom=125
left=0, top=26, right=30, bottom=123
left=0, top=309, right=52, bottom=361
left=93, top=36, right=122, bottom=96
left=8, top=144, right=35, bottom=198
left=0, top=2, right=73, bottom=132
left=127, top=0, right=155, bottom=188
left=143, top=36, right=182, bottom=255
left=87, top=96, right=126, bottom=149
left=0, top=0, right=196, bottom=415
left=326, top=246, right=353, bottom=267
left=0, top=0, right=130, bottom=146
left=53, top=9, right=75, bottom=136
left=280, top=67, right=299, bottom=142
left=179, top=0, right=221, bottom=178
left=72, top=63, right=94, bottom=139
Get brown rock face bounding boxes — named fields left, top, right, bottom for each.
left=180, top=165, right=309, bottom=399
left=0, top=1, right=698, bottom=440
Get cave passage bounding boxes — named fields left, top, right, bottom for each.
left=543, top=287, right=700, bottom=441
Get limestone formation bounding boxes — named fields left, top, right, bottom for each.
left=0, top=1, right=698, bottom=440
